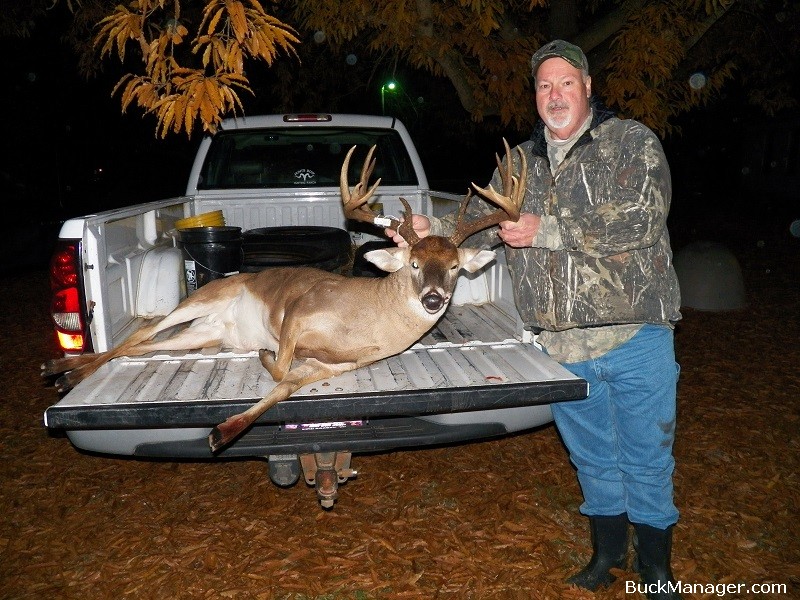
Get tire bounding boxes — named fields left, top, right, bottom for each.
left=243, top=226, right=349, bottom=244
left=241, top=226, right=351, bottom=273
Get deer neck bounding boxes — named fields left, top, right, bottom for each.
left=366, top=268, right=449, bottom=332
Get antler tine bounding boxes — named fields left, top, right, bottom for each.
left=473, top=138, right=527, bottom=222
left=340, top=145, right=383, bottom=224
left=397, top=197, right=420, bottom=246
left=454, top=188, right=473, bottom=224
left=448, top=138, right=528, bottom=247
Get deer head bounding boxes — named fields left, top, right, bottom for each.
left=340, top=140, right=527, bottom=314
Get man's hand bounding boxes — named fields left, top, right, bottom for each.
left=385, top=214, right=431, bottom=247
left=498, top=213, right=541, bottom=248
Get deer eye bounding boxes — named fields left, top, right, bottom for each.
left=411, top=261, right=419, bottom=269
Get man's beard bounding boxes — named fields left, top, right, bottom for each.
left=544, top=100, right=573, bottom=130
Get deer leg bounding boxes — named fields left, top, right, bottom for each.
left=209, top=359, right=351, bottom=452
left=42, top=321, right=172, bottom=390
left=262, top=317, right=308, bottom=382
left=259, top=337, right=381, bottom=381
left=258, top=349, right=280, bottom=379
left=41, top=354, right=98, bottom=377
left=254, top=314, right=315, bottom=381
left=43, top=286, right=243, bottom=386
left=46, top=320, right=228, bottom=392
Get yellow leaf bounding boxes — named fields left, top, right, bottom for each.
left=205, top=6, right=226, bottom=36
left=204, top=78, right=223, bottom=111
left=227, top=1, right=248, bottom=43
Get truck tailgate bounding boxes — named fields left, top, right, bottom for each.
left=44, top=303, right=587, bottom=429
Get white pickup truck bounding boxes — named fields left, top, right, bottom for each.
left=42, top=113, right=586, bottom=507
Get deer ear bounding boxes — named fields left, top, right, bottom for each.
left=458, top=248, right=496, bottom=273
left=364, top=247, right=406, bottom=273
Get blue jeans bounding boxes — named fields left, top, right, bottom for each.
left=550, top=324, right=680, bottom=529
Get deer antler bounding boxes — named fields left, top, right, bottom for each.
left=340, top=145, right=380, bottom=224
left=340, top=144, right=418, bottom=243
left=449, top=138, right=528, bottom=247
left=396, top=198, right=420, bottom=246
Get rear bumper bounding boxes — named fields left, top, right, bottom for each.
left=64, top=406, right=557, bottom=459
left=127, top=416, right=522, bottom=458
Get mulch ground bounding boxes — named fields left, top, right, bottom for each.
left=1, top=233, right=798, bottom=600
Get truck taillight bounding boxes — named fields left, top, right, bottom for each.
left=49, top=240, right=86, bottom=352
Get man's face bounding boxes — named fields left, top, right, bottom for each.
left=534, top=57, right=592, bottom=140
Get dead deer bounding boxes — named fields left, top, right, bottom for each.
left=42, top=140, right=527, bottom=452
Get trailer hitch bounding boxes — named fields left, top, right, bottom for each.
left=299, top=452, right=357, bottom=509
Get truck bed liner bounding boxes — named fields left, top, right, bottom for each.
left=44, top=303, right=587, bottom=430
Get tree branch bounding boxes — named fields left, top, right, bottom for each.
left=414, top=0, right=478, bottom=113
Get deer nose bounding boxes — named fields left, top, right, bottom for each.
left=421, top=292, right=446, bottom=313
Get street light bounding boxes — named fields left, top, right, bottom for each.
left=381, top=81, right=397, bottom=115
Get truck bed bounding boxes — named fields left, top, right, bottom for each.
left=44, top=302, right=586, bottom=457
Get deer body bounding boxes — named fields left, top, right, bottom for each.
left=43, top=238, right=495, bottom=451
left=43, top=141, right=525, bottom=452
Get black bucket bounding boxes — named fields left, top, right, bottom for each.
left=178, top=226, right=243, bottom=294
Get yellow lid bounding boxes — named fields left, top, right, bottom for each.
left=176, top=211, right=225, bottom=230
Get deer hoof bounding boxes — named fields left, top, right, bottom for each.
left=41, top=359, right=63, bottom=378
left=54, top=374, right=75, bottom=393
left=208, top=427, right=225, bottom=453
left=208, top=415, right=248, bottom=453
left=258, top=349, right=276, bottom=369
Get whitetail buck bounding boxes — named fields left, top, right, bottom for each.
left=42, top=140, right=527, bottom=452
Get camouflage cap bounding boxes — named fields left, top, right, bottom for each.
left=531, top=40, right=589, bottom=76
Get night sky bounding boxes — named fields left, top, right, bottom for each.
left=2, top=9, right=798, bottom=273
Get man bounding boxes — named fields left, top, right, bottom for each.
left=387, top=40, right=682, bottom=600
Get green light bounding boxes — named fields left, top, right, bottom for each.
left=381, top=81, right=399, bottom=114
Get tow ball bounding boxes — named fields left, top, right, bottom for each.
left=268, top=452, right=357, bottom=508
left=301, top=452, right=357, bottom=508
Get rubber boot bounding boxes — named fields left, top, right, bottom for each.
left=567, top=513, right=629, bottom=590
left=633, top=523, right=682, bottom=599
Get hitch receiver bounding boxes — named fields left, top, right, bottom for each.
left=299, top=452, right=357, bottom=509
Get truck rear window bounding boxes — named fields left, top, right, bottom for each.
left=197, top=127, right=419, bottom=189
